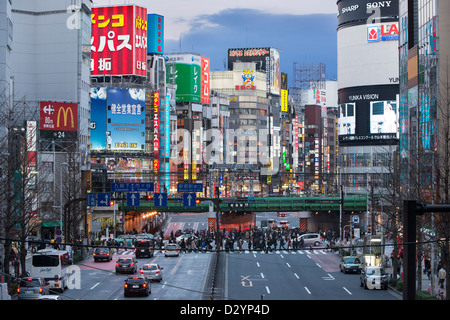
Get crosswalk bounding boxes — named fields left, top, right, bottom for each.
left=114, top=249, right=333, bottom=256
left=226, top=249, right=333, bottom=255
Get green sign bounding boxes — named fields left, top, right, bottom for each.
left=166, top=54, right=201, bottom=103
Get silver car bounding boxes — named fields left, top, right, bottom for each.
left=165, top=243, right=181, bottom=257
left=298, top=233, right=323, bottom=247
left=140, top=263, right=163, bottom=282
left=17, top=277, right=49, bottom=300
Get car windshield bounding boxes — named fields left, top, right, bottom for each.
left=345, top=257, right=360, bottom=264
left=95, top=248, right=108, bottom=253
left=20, top=279, right=41, bottom=287
left=143, top=265, right=158, bottom=270
left=366, top=267, right=386, bottom=275
left=118, top=258, right=133, bottom=263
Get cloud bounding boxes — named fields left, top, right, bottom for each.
left=165, top=9, right=338, bottom=81
left=93, top=0, right=337, bottom=40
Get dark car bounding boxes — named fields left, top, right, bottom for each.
left=339, top=256, right=362, bottom=274
left=115, top=257, right=137, bottom=274
left=17, top=277, right=49, bottom=300
left=93, top=247, right=113, bottom=262
left=134, top=240, right=154, bottom=258
left=124, top=276, right=150, bottom=297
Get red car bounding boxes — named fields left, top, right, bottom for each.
left=277, top=212, right=287, bottom=217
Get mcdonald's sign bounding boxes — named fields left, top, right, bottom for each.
left=40, top=101, right=78, bottom=140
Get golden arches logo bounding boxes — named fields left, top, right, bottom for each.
left=57, top=106, right=75, bottom=129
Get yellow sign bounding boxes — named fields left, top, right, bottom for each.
left=281, top=89, right=288, bottom=112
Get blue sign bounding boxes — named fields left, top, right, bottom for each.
left=127, top=193, right=140, bottom=207
left=154, top=193, right=168, bottom=207
left=177, top=183, right=203, bottom=193
left=86, top=193, right=97, bottom=207
left=111, top=182, right=154, bottom=192
left=183, top=193, right=196, bottom=207
left=97, top=193, right=111, bottom=206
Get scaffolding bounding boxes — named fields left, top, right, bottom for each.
left=290, top=62, right=326, bottom=112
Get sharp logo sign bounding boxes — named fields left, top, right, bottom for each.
left=367, top=23, right=399, bottom=42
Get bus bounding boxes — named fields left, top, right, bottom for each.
left=29, top=249, right=71, bottom=293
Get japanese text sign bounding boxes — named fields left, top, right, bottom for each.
left=91, top=5, right=147, bottom=76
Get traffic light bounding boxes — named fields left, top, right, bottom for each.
left=110, top=200, right=114, bottom=206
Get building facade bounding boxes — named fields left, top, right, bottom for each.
left=337, top=0, right=400, bottom=201
left=399, top=0, right=450, bottom=202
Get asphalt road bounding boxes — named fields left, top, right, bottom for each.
left=225, top=249, right=400, bottom=300
left=57, top=248, right=213, bottom=300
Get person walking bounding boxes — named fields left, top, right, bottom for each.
left=438, top=266, right=446, bottom=289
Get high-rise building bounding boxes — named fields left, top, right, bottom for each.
left=399, top=0, right=450, bottom=202
left=5, top=0, right=93, bottom=241
left=337, top=0, right=400, bottom=201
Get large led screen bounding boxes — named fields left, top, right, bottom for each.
left=90, top=87, right=108, bottom=151
left=90, top=87, right=145, bottom=152
left=107, top=88, right=145, bottom=152
left=338, top=84, right=399, bottom=145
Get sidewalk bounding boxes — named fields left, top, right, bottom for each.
left=385, top=264, right=446, bottom=299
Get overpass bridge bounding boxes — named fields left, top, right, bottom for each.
left=119, top=195, right=368, bottom=214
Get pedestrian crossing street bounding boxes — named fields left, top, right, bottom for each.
left=226, top=249, right=333, bottom=255
left=114, top=248, right=334, bottom=256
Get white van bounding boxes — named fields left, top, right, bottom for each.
left=298, top=233, right=322, bottom=246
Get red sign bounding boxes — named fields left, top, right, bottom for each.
left=91, top=5, right=147, bottom=76
left=40, top=101, right=78, bottom=132
left=201, top=57, right=210, bottom=104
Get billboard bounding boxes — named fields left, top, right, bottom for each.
left=90, top=87, right=108, bottom=151
left=338, top=23, right=399, bottom=89
left=40, top=101, right=78, bottom=140
left=337, top=0, right=398, bottom=28
left=147, top=14, right=164, bottom=55
left=166, top=54, right=202, bottom=102
left=106, top=88, right=145, bottom=152
left=91, top=5, right=147, bottom=76
left=227, top=47, right=281, bottom=95
left=338, top=84, right=399, bottom=145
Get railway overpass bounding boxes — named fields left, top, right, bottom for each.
left=119, top=195, right=368, bottom=214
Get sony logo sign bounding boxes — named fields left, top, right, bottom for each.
left=367, top=1, right=392, bottom=9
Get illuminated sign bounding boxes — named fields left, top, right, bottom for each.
left=165, top=54, right=201, bottom=102
left=153, top=91, right=160, bottom=179
left=147, top=14, right=164, bottom=55
left=201, top=57, right=210, bottom=104
left=91, top=5, right=147, bottom=76
left=105, top=88, right=145, bottom=151
left=40, top=101, right=78, bottom=140
left=367, top=23, right=399, bottom=42
left=90, top=87, right=108, bottom=151
left=26, top=121, right=37, bottom=168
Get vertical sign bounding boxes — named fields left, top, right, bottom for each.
left=91, top=5, right=147, bottom=76
left=153, top=91, right=160, bottom=193
left=201, top=57, right=210, bottom=104
left=26, top=121, right=37, bottom=168
left=281, top=72, right=288, bottom=112
left=147, top=14, right=164, bottom=55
